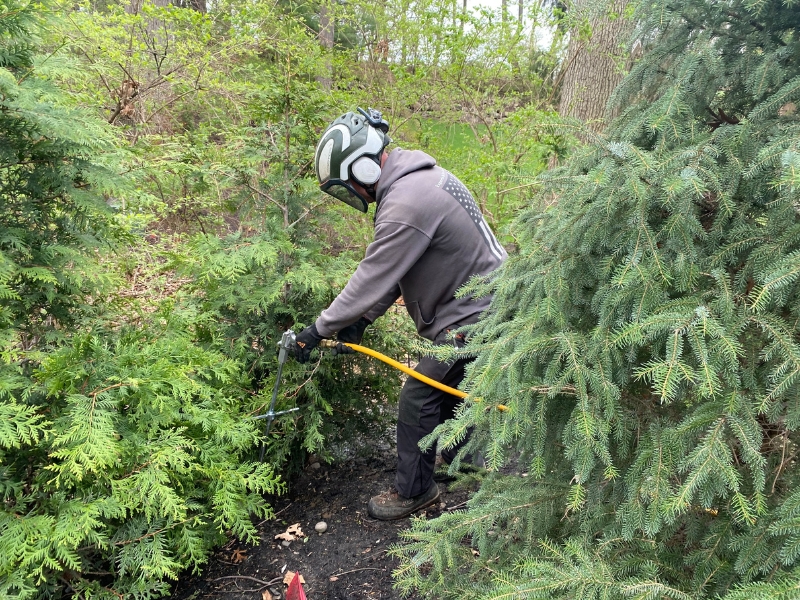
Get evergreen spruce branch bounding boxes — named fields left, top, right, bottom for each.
left=745, top=313, right=800, bottom=406
left=668, top=418, right=740, bottom=521
left=622, top=426, right=677, bottom=537
left=709, top=270, right=738, bottom=323
left=392, top=481, right=567, bottom=593
left=706, top=321, right=745, bottom=382
left=720, top=567, right=800, bottom=599
left=684, top=322, right=717, bottom=399
left=497, top=538, right=630, bottom=600
left=639, top=219, right=672, bottom=286
left=621, top=580, right=693, bottom=599
left=777, top=526, right=800, bottom=565
left=745, top=47, right=788, bottom=100
left=709, top=234, right=765, bottom=268
left=749, top=249, right=800, bottom=312
left=773, top=149, right=800, bottom=195
left=726, top=413, right=766, bottom=493
left=729, top=518, right=780, bottom=580
left=742, top=136, right=796, bottom=179
left=748, top=76, right=800, bottom=123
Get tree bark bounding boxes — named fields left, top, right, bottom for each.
left=179, top=0, right=206, bottom=12
left=557, top=0, right=631, bottom=131
left=318, top=2, right=334, bottom=92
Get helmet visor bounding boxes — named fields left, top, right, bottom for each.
left=321, top=180, right=369, bottom=213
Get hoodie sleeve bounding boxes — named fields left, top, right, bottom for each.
left=314, top=221, right=431, bottom=337
left=364, top=283, right=401, bottom=323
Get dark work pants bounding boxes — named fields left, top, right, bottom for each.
left=395, top=331, right=472, bottom=498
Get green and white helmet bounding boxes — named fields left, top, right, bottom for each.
left=314, top=107, right=391, bottom=212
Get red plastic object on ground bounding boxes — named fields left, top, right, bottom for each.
left=285, top=572, right=307, bottom=600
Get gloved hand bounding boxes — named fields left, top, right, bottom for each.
left=292, top=323, right=324, bottom=363
left=333, top=316, right=371, bottom=356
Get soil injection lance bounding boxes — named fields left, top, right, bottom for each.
left=256, top=329, right=300, bottom=462
left=257, top=329, right=508, bottom=461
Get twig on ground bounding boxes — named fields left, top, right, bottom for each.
left=256, top=501, right=293, bottom=526
left=330, top=567, right=385, bottom=577
left=212, top=575, right=283, bottom=586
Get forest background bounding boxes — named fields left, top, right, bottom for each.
left=3, top=0, right=800, bottom=598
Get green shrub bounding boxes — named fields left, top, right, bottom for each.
left=1, top=308, right=281, bottom=599
left=0, top=4, right=280, bottom=596
left=173, top=227, right=415, bottom=472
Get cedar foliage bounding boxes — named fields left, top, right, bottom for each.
left=394, top=0, right=800, bottom=598
left=0, top=3, right=283, bottom=597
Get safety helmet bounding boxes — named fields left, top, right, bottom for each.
left=314, top=107, right=391, bottom=212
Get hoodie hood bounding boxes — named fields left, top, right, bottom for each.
left=375, top=149, right=436, bottom=206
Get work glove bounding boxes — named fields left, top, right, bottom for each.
left=292, top=323, right=324, bottom=363
left=333, top=316, right=371, bottom=355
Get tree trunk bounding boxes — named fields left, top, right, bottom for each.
left=318, top=2, right=334, bottom=92
left=186, top=0, right=206, bottom=12
left=557, top=0, right=631, bottom=131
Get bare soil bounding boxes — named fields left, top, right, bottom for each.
left=171, top=440, right=473, bottom=600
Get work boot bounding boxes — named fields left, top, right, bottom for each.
left=367, top=482, right=440, bottom=520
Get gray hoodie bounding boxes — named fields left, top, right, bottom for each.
left=315, top=149, right=507, bottom=341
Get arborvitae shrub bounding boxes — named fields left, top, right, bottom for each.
left=174, top=225, right=415, bottom=473
left=394, top=1, right=800, bottom=598
left=0, top=4, right=281, bottom=597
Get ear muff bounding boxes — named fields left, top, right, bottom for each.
left=351, top=156, right=381, bottom=185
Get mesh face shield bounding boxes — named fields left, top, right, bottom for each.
left=320, top=179, right=370, bottom=213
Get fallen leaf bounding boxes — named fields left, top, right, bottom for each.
left=329, top=576, right=339, bottom=582
left=275, top=523, right=304, bottom=542
left=283, top=570, right=306, bottom=585
left=262, top=590, right=273, bottom=600
left=231, top=549, right=247, bottom=563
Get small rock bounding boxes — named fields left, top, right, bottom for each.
left=281, top=540, right=291, bottom=547
left=315, top=521, right=328, bottom=533
left=322, top=511, right=332, bottom=519
left=310, top=462, right=321, bottom=470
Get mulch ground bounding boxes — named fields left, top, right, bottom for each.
left=171, top=440, right=474, bottom=600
